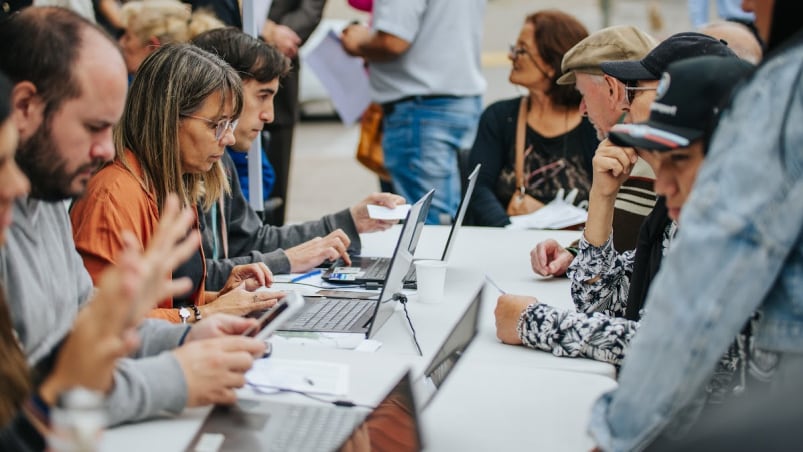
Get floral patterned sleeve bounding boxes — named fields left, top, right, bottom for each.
left=516, top=303, right=639, bottom=365
left=566, top=233, right=635, bottom=317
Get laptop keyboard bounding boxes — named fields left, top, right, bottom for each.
left=289, top=298, right=371, bottom=331
left=272, top=404, right=364, bottom=452
left=361, top=257, right=390, bottom=280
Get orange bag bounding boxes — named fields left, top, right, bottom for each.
left=356, top=103, right=391, bottom=181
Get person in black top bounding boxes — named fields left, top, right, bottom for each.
left=467, top=10, right=598, bottom=227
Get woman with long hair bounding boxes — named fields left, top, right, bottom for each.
left=467, top=10, right=598, bottom=227
left=71, top=43, right=283, bottom=323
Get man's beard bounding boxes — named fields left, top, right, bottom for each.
left=15, top=119, right=104, bottom=201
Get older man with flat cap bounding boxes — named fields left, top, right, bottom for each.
left=529, top=25, right=656, bottom=277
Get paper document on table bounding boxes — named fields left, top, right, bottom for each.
left=507, top=198, right=588, bottom=230
left=245, top=358, right=349, bottom=396
left=273, top=331, right=374, bottom=350
left=367, top=204, right=411, bottom=220
left=301, top=28, right=371, bottom=125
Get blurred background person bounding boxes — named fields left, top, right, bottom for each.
left=467, top=10, right=596, bottom=227
left=119, top=0, right=223, bottom=77
left=342, top=0, right=486, bottom=225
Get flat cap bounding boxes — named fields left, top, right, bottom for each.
left=557, top=25, right=657, bottom=85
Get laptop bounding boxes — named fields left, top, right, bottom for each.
left=320, top=188, right=433, bottom=287
left=414, top=284, right=483, bottom=409
left=187, top=371, right=421, bottom=452
left=278, top=190, right=433, bottom=337
left=322, top=163, right=481, bottom=286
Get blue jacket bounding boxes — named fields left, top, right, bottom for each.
left=588, top=37, right=803, bottom=451
left=226, top=148, right=276, bottom=202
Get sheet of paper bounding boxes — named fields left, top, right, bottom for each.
left=367, top=204, right=411, bottom=220
left=245, top=358, right=349, bottom=396
left=301, top=28, right=372, bottom=125
left=273, top=331, right=372, bottom=351
left=506, top=198, right=588, bottom=230
left=241, top=0, right=273, bottom=38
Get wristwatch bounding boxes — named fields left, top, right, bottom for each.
left=191, top=305, right=202, bottom=322
left=178, top=307, right=191, bottom=324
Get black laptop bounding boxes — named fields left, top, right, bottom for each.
left=187, top=371, right=421, bottom=452
left=322, top=163, right=481, bottom=286
left=320, top=189, right=434, bottom=286
left=277, top=190, right=432, bottom=337
left=414, top=284, right=483, bottom=409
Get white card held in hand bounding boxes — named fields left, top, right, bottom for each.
left=367, top=204, right=411, bottom=220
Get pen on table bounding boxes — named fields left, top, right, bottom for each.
left=290, top=269, right=323, bottom=283
left=484, top=274, right=506, bottom=295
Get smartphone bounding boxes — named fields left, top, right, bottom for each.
left=243, top=292, right=304, bottom=340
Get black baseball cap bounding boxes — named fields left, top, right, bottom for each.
left=609, top=55, right=753, bottom=151
left=600, top=32, right=736, bottom=82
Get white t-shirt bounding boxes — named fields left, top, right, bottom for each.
left=369, top=0, right=487, bottom=104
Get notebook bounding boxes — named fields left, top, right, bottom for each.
left=278, top=189, right=433, bottom=337
left=187, top=371, right=421, bottom=452
left=320, top=188, right=433, bottom=287
left=414, top=283, right=483, bottom=409
left=322, top=163, right=481, bottom=286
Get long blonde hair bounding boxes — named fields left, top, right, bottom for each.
left=121, top=0, right=224, bottom=45
left=115, top=43, right=241, bottom=212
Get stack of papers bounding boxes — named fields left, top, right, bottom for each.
left=507, top=198, right=588, bottom=230
left=245, top=358, right=350, bottom=396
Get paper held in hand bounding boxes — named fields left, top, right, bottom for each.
left=367, top=204, right=411, bottom=220
left=506, top=189, right=587, bottom=230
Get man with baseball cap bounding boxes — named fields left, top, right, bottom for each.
left=589, top=54, right=760, bottom=451
left=527, top=26, right=657, bottom=278
left=494, top=55, right=755, bottom=389
left=529, top=31, right=738, bottom=280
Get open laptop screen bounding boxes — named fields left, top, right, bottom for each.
left=417, top=285, right=483, bottom=408
left=336, top=371, right=421, bottom=451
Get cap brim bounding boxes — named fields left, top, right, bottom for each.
left=556, top=71, right=576, bottom=85
left=600, top=60, right=657, bottom=82
left=556, top=67, right=606, bottom=85
left=609, top=121, right=702, bottom=151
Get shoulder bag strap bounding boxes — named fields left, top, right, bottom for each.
left=514, top=96, right=528, bottom=197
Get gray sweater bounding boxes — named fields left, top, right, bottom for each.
left=201, top=152, right=361, bottom=289
left=0, top=197, right=188, bottom=425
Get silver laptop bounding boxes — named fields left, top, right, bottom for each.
left=322, top=164, right=481, bottom=286
left=278, top=190, right=433, bottom=338
left=415, top=284, right=483, bottom=409
left=187, top=371, right=421, bottom=452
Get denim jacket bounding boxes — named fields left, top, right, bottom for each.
left=588, top=41, right=803, bottom=451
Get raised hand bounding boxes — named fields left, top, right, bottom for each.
left=41, top=194, right=199, bottom=400
left=591, top=139, right=639, bottom=199
left=174, top=335, right=266, bottom=407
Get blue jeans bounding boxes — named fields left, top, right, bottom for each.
left=382, top=95, right=482, bottom=224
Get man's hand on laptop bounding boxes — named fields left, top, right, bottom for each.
left=174, top=335, right=266, bottom=406
left=286, top=230, right=352, bottom=272
left=351, top=192, right=407, bottom=233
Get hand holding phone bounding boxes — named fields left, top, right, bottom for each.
left=243, top=292, right=305, bottom=340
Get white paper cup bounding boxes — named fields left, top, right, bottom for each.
left=414, top=260, right=448, bottom=303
